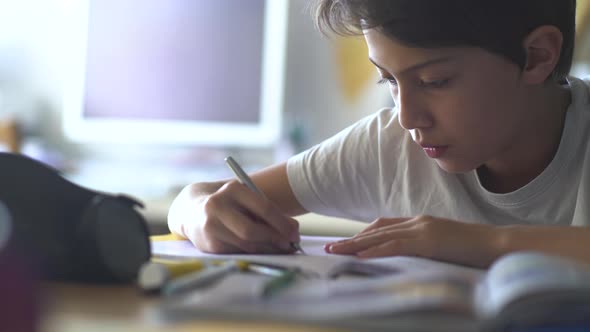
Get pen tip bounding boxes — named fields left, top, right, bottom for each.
left=291, top=242, right=306, bottom=255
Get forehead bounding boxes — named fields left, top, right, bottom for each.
left=363, top=28, right=466, bottom=73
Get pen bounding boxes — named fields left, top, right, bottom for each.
left=224, top=156, right=306, bottom=254
left=161, top=260, right=249, bottom=297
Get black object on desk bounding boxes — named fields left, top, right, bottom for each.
left=0, top=153, right=151, bottom=283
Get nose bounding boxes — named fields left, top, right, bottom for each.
left=395, top=87, right=433, bottom=131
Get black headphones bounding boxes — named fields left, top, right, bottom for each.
left=0, top=153, right=151, bottom=283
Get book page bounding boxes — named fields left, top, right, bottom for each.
left=475, top=251, right=590, bottom=319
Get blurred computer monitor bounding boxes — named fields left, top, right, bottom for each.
left=63, top=0, right=287, bottom=147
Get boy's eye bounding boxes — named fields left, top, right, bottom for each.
left=420, top=78, right=450, bottom=88
left=377, top=77, right=398, bottom=86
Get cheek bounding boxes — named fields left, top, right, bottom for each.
left=434, top=92, right=507, bottom=165
left=451, top=78, right=518, bottom=135
left=444, top=93, right=520, bottom=171
left=451, top=100, right=508, bottom=151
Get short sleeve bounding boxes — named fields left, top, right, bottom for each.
left=286, top=108, right=400, bottom=222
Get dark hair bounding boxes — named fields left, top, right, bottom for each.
left=313, top=0, right=576, bottom=81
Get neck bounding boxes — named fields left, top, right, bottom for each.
left=478, top=82, right=571, bottom=193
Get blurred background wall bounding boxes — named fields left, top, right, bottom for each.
left=1, top=0, right=590, bottom=213
left=0, top=0, right=389, bottom=159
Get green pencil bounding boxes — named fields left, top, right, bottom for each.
left=260, top=269, right=298, bottom=299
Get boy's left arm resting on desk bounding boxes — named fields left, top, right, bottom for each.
left=492, top=224, right=590, bottom=265
left=325, top=215, right=590, bottom=268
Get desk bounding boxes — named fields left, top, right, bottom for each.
left=40, top=283, right=344, bottom=332
left=37, top=201, right=473, bottom=331
left=40, top=280, right=480, bottom=332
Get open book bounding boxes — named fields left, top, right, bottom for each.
left=151, top=236, right=590, bottom=330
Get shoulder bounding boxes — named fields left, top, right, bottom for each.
left=288, top=107, right=409, bottom=169
left=568, top=76, right=590, bottom=113
left=336, top=107, right=406, bottom=143
left=309, top=107, right=411, bottom=163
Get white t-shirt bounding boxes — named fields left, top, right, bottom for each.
left=287, top=76, right=590, bottom=227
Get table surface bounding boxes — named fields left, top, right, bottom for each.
left=40, top=283, right=346, bottom=332
left=38, top=213, right=478, bottom=332
left=37, top=207, right=369, bottom=332
left=39, top=282, right=481, bottom=332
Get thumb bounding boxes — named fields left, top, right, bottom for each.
left=287, top=217, right=301, bottom=241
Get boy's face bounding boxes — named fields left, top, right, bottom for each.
left=364, top=29, right=530, bottom=173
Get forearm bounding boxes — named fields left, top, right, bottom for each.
left=251, top=162, right=308, bottom=217
left=326, top=216, right=590, bottom=269
left=495, top=225, right=590, bottom=264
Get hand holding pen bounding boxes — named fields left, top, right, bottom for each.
left=167, top=153, right=301, bottom=254
left=225, top=156, right=306, bottom=255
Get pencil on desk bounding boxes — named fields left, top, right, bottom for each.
left=161, top=260, right=249, bottom=297
left=224, top=156, right=306, bottom=254
left=260, top=268, right=298, bottom=299
left=138, top=258, right=206, bottom=293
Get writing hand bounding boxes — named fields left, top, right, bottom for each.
left=325, top=215, right=502, bottom=268
left=168, top=180, right=300, bottom=254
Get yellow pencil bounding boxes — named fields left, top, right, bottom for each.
left=138, top=258, right=207, bottom=293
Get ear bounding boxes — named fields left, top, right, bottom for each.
left=521, top=25, right=563, bottom=84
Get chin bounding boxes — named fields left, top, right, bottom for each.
left=435, top=159, right=478, bottom=174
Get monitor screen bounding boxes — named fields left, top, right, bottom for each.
left=63, top=0, right=287, bottom=147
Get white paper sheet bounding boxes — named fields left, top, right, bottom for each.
left=152, top=236, right=354, bottom=277
left=150, top=235, right=486, bottom=322
left=151, top=235, right=482, bottom=279
left=151, top=235, right=344, bottom=257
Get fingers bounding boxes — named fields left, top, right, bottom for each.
left=190, top=180, right=298, bottom=254
left=357, top=239, right=425, bottom=258
left=325, top=217, right=418, bottom=254
left=327, top=228, right=417, bottom=255
left=356, top=222, right=419, bottom=240
left=216, top=181, right=300, bottom=241
left=356, top=217, right=412, bottom=236
left=193, top=214, right=293, bottom=254
left=211, top=206, right=294, bottom=251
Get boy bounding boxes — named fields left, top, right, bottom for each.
left=168, top=0, right=590, bottom=268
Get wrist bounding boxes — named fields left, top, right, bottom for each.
left=493, top=226, right=508, bottom=254
left=492, top=225, right=524, bottom=257
left=460, top=223, right=513, bottom=268
left=478, top=224, right=514, bottom=265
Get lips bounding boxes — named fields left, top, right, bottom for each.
left=420, top=145, right=448, bottom=158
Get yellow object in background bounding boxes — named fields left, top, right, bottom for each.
left=151, top=233, right=185, bottom=241
left=151, top=258, right=206, bottom=277
left=572, top=1, right=590, bottom=64
left=578, top=0, right=590, bottom=40
left=334, top=36, right=376, bottom=103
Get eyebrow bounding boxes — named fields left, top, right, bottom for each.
left=369, top=56, right=454, bottom=76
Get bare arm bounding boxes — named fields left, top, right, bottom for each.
left=494, top=225, right=590, bottom=265
left=325, top=215, right=590, bottom=268
left=249, top=162, right=308, bottom=217
left=167, top=162, right=308, bottom=253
